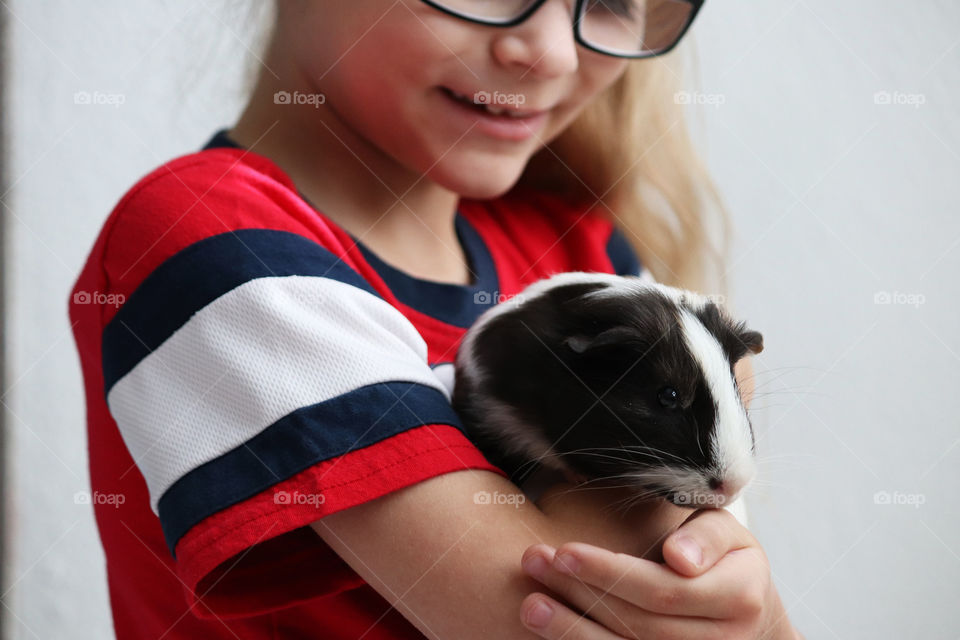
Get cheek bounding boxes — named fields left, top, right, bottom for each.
left=292, top=5, right=469, bottom=105
left=293, top=7, right=475, bottom=147
left=541, top=56, right=629, bottom=142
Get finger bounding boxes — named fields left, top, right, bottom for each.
left=520, top=593, right=627, bottom=640
left=662, top=508, right=758, bottom=577
left=525, top=541, right=768, bottom=620
left=523, top=545, right=647, bottom=633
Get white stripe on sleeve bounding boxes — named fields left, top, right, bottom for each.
left=106, top=275, right=447, bottom=513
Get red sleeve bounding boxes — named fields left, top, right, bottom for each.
left=96, top=150, right=508, bottom=617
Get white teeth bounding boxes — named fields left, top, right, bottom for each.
left=479, top=102, right=533, bottom=118
left=446, top=88, right=533, bottom=118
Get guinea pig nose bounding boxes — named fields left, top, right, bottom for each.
left=708, top=477, right=723, bottom=490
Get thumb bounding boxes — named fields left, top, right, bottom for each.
left=662, top=508, right=756, bottom=577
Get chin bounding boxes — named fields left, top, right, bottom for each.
left=425, top=155, right=531, bottom=200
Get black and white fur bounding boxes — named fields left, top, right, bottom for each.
left=453, top=271, right=764, bottom=510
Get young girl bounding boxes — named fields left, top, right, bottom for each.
left=69, top=1, right=802, bottom=638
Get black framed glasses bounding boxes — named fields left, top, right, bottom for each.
left=419, top=0, right=704, bottom=59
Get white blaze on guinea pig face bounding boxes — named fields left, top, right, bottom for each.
left=677, top=307, right=757, bottom=500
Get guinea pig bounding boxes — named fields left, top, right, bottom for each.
left=452, top=271, right=764, bottom=510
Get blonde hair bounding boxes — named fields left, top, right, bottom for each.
left=238, top=4, right=731, bottom=297
left=513, top=47, right=731, bottom=297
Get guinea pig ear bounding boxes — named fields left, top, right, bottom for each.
left=733, top=326, right=764, bottom=358
left=563, top=325, right=641, bottom=354
left=696, top=301, right=763, bottom=361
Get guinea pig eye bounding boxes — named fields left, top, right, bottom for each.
left=657, top=386, right=680, bottom=409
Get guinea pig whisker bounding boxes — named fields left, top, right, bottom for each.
left=538, top=475, right=646, bottom=500
left=692, top=416, right=705, bottom=458
left=750, top=463, right=809, bottom=474
left=752, top=452, right=819, bottom=462
left=618, top=445, right=687, bottom=464
left=534, top=446, right=627, bottom=460
left=560, top=482, right=638, bottom=493
left=603, top=489, right=668, bottom=516
left=547, top=446, right=678, bottom=466
left=740, top=369, right=799, bottom=386
left=567, top=481, right=652, bottom=496
left=602, top=484, right=663, bottom=504
left=559, top=452, right=642, bottom=468
left=739, top=365, right=832, bottom=385
left=551, top=446, right=639, bottom=455
left=510, top=448, right=645, bottom=480
left=744, top=480, right=790, bottom=490
left=574, top=450, right=643, bottom=462
left=604, top=450, right=689, bottom=470
left=512, top=455, right=556, bottom=478
left=741, top=486, right=776, bottom=500
left=568, top=471, right=644, bottom=487
left=740, top=365, right=835, bottom=385
left=745, top=379, right=831, bottom=398
left=750, top=388, right=827, bottom=397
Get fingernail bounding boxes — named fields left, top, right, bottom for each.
left=675, top=534, right=702, bottom=567
left=522, top=554, right=548, bottom=578
left=525, top=600, right=554, bottom=628
left=553, top=552, right=580, bottom=575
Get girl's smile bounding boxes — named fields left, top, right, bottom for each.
left=436, top=85, right=551, bottom=141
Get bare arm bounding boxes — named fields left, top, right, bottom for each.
left=311, top=468, right=690, bottom=640
left=311, top=357, right=760, bottom=639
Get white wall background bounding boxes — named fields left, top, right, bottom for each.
left=2, top=1, right=957, bottom=638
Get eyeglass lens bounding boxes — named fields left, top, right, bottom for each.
left=433, top=0, right=695, bottom=56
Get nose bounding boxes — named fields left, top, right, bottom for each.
left=490, top=0, right=579, bottom=77
left=708, top=477, right=724, bottom=491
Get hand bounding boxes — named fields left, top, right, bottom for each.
left=518, top=508, right=802, bottom=639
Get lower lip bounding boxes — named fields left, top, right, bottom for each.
left=438, top=87, right=549, bottom=142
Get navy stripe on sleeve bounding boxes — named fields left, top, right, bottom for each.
left=158, top=380, right=463, bottom=555
left=102, top=228, right=379, bottom=397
